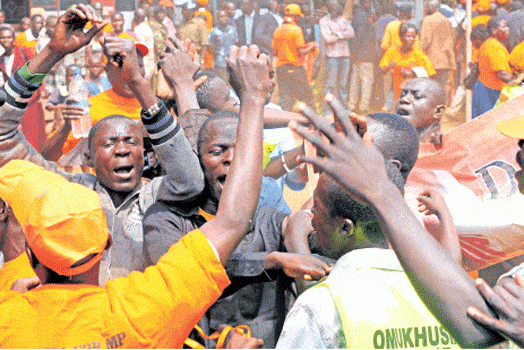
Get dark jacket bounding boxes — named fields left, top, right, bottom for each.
left=235, top=11, right=263, bottom=46
left=350, top=6, right=378, bottom=62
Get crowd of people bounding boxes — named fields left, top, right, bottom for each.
left=0, top=0, right=523, bottom=348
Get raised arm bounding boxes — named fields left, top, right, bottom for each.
left=103, top=37, right=204, bottom=202
left=201, top=45, right=269, bottom=265
left=288, top=95, right=504, bottom=348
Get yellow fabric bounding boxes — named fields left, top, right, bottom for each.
left=0, top=160, right=108, bottom=276
left=0, top=229, right=230, bottom=348
left=478, top=37, right=511, bottom=91
left=85, top=22, right=114, bottom=33
left=471, top=14, right=491, bottom=27
left=263, top=141, right=277, bottom=169
left=14, top=31, right=37, bottom=55
left=272, top=21, right=306, bottom=67
left=0, top=252, right=36, bottom=292
left=380, top=20, right=419, bottom=51
left=317, top=249, right=460, bottom=348
left=379, top=46, right=436, bottom=101
left=495, top=84, right=524, bottom=107
left=510, top=41, right=524, bottom=71
left=60, top=88, right=142, bottom=156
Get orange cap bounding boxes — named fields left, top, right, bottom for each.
left=196, top=0, right=209, bottom=6
left=284, top=3, right=304, bottom=17
left=159, top=0, right=175, bottom=7
left=0, top=160, right=110, bottom=276
left=496, top=0, right=509, bottom=4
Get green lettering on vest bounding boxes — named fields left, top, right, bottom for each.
left=428, top=326, right=439, bottom=346
left=440, top=326, right=450, bottom=345
left=414, top=327, right=427, bottom=347
left=394, top=329, right=404, bottom=348
left=401, top=328, right=414, bottom=348
left=386, top=329, right=399, bottom=348
left=373, top=330, right=385, bottom=349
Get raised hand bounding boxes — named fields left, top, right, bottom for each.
left=266, top=251, right=334, bottom=281
left=416, top=189, right=449, bottom=219
left=227, top=45, right=271, bottom=102
left=289, top=94, right=391, bottom=205
left=160, top=36, right=200, bottom=87
left=103, top=37, right=143, bottom=86
left=48, top=4, right=108, bottom=56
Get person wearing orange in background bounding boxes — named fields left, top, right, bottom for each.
left=272, top=4, right=317, bottom=111
left=471, top=0, right=493, bottom=28
left=380, top=4, right=418, bottom=112
left=379, top=22, right=435, bottom=102
left=472, top=17, right=511, bottom=119
left=106, top=12, right=138, bottom=41
left=86, top=2, right=114, bottom=35
left=13, top=14, right=42, bottom=56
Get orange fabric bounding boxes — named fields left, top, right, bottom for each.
left=379, top=46, right=436, bottom=101
left=471, top=15, right=491, bottom=28
left=472, top=46, right=480, bottom=63
left=86, top=22, right=114, bottom=33
left=0, top=252, right=36, bottom=292
left=272, top=21, right=306, bottom=67
left=59, top=88, right=142, bottom=155
left=14, top=31, right=37, bottom=55
left=478, top=37, right=511, bottom=91
left=509, top=41, right=524, bottom=71
left=0, top=160, right=109, bottom=276
left=380, top=20, right=419, bottom=51
left=195, top=9, right=213, bottom=32
left=0, top=229, right=230, bottom=348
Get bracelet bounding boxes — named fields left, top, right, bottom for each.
left=142, top=101, right=162, bottom=118
left=281, top=154, right=292, bottom=173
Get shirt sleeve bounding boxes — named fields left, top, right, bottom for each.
left=106, top=229, right=230, bottom=348
left=276, top=287, right=342, bottom=348
left=380, top=22, right=393, bottom=50
left=416, top=50, right=436, bottom=76
left=379, top=46, right=394, bottom=68
left=489, top=43, right=511, bottom=73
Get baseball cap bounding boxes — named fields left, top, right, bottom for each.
left=284, top=3, right=304, bottom=17
left=474, top=0, right=492, bottom=12
left=0, top=160, right=110, bottom=276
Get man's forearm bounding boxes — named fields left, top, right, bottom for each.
left=27, top=46, right=65, bottom=75
left=128, top=76, right=158, bottom=111
left=370, top=184, right=503, bottom=348
left=174, top=79, right=199, bottom=116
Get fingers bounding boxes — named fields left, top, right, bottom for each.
left=467, top=306, right=505, bottom=333
left=244, top=338, right=264, bottom=349
left=194, top=75, right=208, bottom=90
left=296, top=102, right=345, bottom=147
left=289, top=121, right=333, bottom=160
left=476, top=278, right=514, bottom=318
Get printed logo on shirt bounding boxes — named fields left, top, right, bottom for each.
left=61, top=332, right=126, bottom=349
left=372, top=326, right=457, bottom=349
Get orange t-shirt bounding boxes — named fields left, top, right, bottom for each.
left=379, top=45, right=436, bottom=101
left=478, top=37, right=511, bottom=91
left=59, top=88, right=142, bottom=155
left=272, top=21, right=306, bottom=67
left=0, top=230, right=230, bottom=348
left=380, top=20, right=419, bottom=51
left=0, top=252, right=36, bottom=292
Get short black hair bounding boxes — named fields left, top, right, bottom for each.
left=366, top=113, right=419, bottom=180
left=196, top=110, right=239, bottom=155
left=87, top=114, right=134, bottom=152
left=31, top=14, right=43, bottom=22
left=470, top=24, right=490, bottom=41
left=487, top=16, right=504, bottom=35
left=323, top=160, right=405, bottom=245
left=0, top=25, right=14, bottom=36
left=399, top=21, right=418, bottom=37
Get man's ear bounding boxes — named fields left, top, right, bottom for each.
left=84, top=151, right=94, bottom=168
left=0, top=201, right=9, bottom=222
left=340, top=219, right=354, bottom=236
left=434, top=104, right=445, bottom=119
left=389, top=159, right=402, bottom=171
